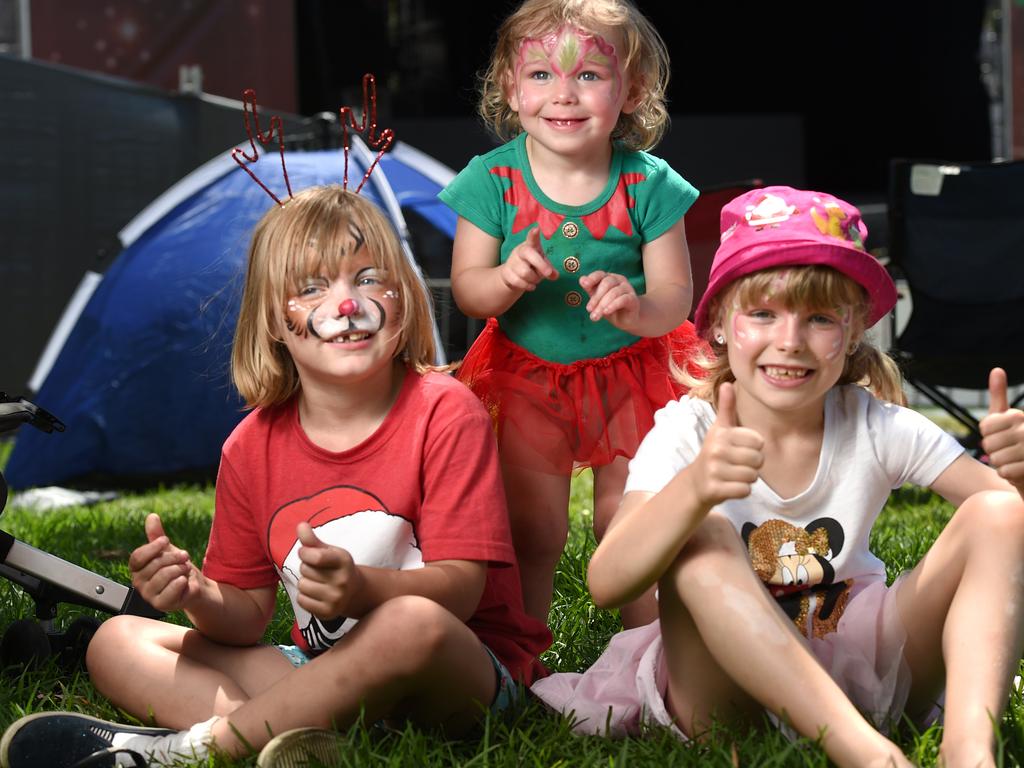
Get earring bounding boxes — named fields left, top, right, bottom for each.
left=714, top=333, right=725, bottom=345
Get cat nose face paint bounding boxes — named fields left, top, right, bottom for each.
left=284, top=265, right=395, bottom=344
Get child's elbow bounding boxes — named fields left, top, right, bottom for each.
left=449, top=278, right=488, bottom=319
left=590, top=586, right=619, bottom=611
left=587, top=560, right=625, bottom=611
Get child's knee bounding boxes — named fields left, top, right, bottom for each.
left=684, top=513, right=747, bottom=563
left=662, top=514, right=749, bottom=596
left=85, top=614, right=142, bottom=676
left=361, top=595, right=460, bottom=670
left=956, top=489, right=1024, bottom=545
left=514, top=518, right=568, bottom=566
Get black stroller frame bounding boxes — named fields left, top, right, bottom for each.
left=0, top=393, right=160, bottom=670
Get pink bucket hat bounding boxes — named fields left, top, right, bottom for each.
left=692, top=186, right=897, bottom=335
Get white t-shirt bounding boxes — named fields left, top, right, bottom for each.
left=624, top=385, right=964, bottom=639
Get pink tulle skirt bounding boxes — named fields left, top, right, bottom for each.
left=456, top=319, right=704, bottom=474
left=531, top=577, right=923, bottom=738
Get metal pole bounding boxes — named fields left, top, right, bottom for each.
left=17, top=0, right=30, bottom=59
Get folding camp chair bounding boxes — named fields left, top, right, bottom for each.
left=684, top=180, right=763, bottom=319
left=0, top=393, right=160, bottom=670
left=886, top=158, right=1024, bottom=452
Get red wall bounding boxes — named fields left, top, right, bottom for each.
left=30, top=0, right=297, bottom=112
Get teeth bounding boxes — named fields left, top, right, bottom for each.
left=332, top=332, right=370, bottom=343
left=764, top=366, right=808, bottom=379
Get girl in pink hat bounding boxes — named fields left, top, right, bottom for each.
left=532, top=186, right=1024, bottom=768
left=440, top=0, right=702, bottom=630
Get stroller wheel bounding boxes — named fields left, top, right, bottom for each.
left=1, top=619, right=51, bottom=672
left=53, top=615, right=103, bottom=671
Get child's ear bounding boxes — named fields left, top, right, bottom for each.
left=711, top=322, right=727, bottom=346
left=847, top=330, right=865, bottom=355
left=846, top=319, right=867, bottom=355
left=620, top=76, right=644, bottom=115
left=504, top=73, right=521, bottom=113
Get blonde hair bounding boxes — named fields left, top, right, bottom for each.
left=479, top=0, right=671, bottom=151
left=231, top=186, right=440, bottom=408
left=680, top=266, right=905, bottom=406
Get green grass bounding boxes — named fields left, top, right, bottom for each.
left=0, top=473, right=1022, bottom=766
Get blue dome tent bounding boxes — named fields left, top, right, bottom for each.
left=7, top=141, right=456, bottom=489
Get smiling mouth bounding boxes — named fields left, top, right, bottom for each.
left=544, top=118, right=586, bottom=127
left=761, top=366, right=811, bottom=380
left=327, top=330, right=374, bottom=343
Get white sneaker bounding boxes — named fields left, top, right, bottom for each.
left=256, top=728, right=343, bottom=768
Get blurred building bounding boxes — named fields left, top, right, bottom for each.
left=12, top=0, right=296, bottom=110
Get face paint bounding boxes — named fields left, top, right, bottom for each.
left=283, top=222, right=395, bottom=345
left=287, top=270, right=389, bottom=344
left=515, top=25, right=624, bottom=102
left=824, top=306, right=853, bottom=361
left=728, top=302, right=749, bottom=350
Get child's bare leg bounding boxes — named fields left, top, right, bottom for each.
left=894, top=490, right=1024, bottom=768
left=86, top=614, right=293, bottom=728
left=660, top=514, right=910, bottom=768
left=593, top=457, right=657, bottom=628
left=208, top=595, right=499, bottom=756
left=500, top=458, right=571, bottom=622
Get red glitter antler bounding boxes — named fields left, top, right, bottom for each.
left=338, top=73, right=394, bottom=193
left=231, top=74, right=394, bottom=204
left=231, top=89, right=293, bottom=206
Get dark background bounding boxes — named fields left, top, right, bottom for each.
left=296, top=0, right=993, bottom=198
left=1, top=0, right=998, bottom=393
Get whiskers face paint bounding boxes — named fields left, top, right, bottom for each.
left=279, top=234, right=403, bottom=382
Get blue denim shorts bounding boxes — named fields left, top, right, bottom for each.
left=275, top=643, right=517, bottom=713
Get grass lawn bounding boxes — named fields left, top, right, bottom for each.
left=0, top=464, right=1022, bottom=766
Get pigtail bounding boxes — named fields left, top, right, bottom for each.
left=839, top=343, right=906, bottom=406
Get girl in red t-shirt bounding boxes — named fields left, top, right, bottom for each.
left=0, top=187, right=549, bottom=768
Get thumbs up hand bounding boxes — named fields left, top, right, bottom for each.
left=690, top=382, right=765, bottom=509
left=980, top=367, right=1024, bottom=492
left=295, top=522, right=363, bottom=621
left=499, top=227, right=558, bottom=293
left=128, top=513, right=198, bottom=612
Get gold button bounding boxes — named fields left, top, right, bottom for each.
left=563, top=256, right=580, bottom=273
left=565, top=290, right=583, bottom=307
left=561, top=221, right=579, bottom=239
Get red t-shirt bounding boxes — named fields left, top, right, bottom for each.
left=203, top=371, right=550, bottom=684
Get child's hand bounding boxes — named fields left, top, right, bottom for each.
left=128, top=513, right=198, bottom=613
left=691, top=383, right=764, bottom=508
left=295, top=522, right=364, bottom=621
left=579, top=270, right=640, bottom=329
left=980, top=367, right=1024, bottom=491
left=499, top=227, right=557, bottom=292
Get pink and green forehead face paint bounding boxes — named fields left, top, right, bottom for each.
left=515, top=25, right=624, bottom=99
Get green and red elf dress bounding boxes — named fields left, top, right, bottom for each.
left=439, top=132, right=701, bottom=474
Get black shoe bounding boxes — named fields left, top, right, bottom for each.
left=0, top=712, right=175, bottom=768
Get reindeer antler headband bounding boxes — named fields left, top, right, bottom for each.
left=231, top=73, right=395, bottom=205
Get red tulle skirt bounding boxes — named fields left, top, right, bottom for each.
left=457, top=319, right=705, bottom=474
